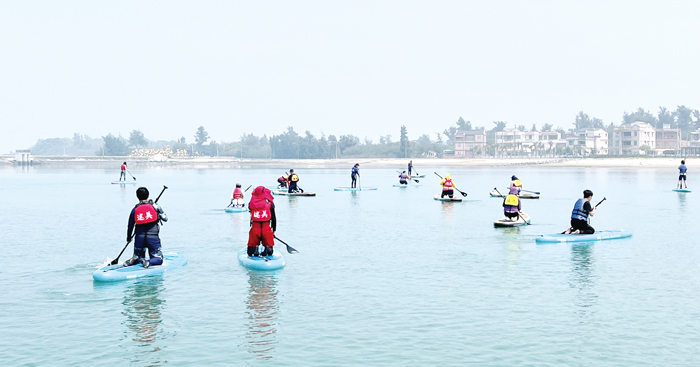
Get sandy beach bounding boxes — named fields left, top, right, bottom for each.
left=0, top=155, right=690, bottom=169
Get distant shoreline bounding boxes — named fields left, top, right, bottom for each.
left=0, top=155, right=688, bottom=169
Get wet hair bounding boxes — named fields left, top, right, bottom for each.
left=682, top=160, right=685, bottom=164
left=583, top=189, right=593, bottom=198
left=236, top=183, right=241, bottom=187
left=136, top=187, right=149, bottom=200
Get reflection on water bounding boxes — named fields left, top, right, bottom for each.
left=439, top=200, right=455, bottom=225
left=246, top=272, right=279, bottom=360
left=287, top=196, right=298, bottom=209
left=569, top=244, right=598, bottom=315
left=121, top=279, right=168, bottom=366
left=350, top=191, right=359, bottom=205
left=677, top=192, right=687, bottom=209
left=120, top=184, right=128, bottom=203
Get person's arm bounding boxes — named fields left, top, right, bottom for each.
left=127, top=208, right=136, bottom=242
left=154, top=203, right=168, bottom=222
left=585, top=201, right=595, bottom=217
left=270, top=205, right=276, bottom=232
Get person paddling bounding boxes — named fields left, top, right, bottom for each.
left=247, top=186, right=276, bottom=257
left=502, top=185, right=522, bottom=221
left=510, top=175, right=522, bottom=194
left=398, top=171, right=410, bottom=185
left=231, top=183, right=245, bottom=207
left=288, top=169, right=300, bottom=193
left=120, top=162, right=128, bottom=181
left=277, top=174, right=288, bottom=189
left=678, top=160, right=688, bottom=189
left=125, top=187, right=168, bottom=268
left=351, top=163, right=360, bottom=188
left=440, top=173, right=457, bottom=198
left=563, top=189, right=596, bottom=234
left=408, top=160, right=413, bottom=176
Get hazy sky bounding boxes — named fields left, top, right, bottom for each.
left=2, top=1, right=700, bottom=152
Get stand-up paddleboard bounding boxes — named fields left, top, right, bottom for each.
left=673, top=188, right=692, bottom=192
left=112, top=181, right=136, bottom=185
left=225, top=206, right=248, bottom=213
left=237, top=248, right=285, bottom=270
left=334, top=187, right=378, bottom=191
left=411, top=175, right=426, bottom=178
left=536, top=229, right=632, bottom=243
left=434, top=194, right=462, bottom=202
left=494, top=212, right=531, bottom=227
left=271, top=189, right=316, bottom=196
left=93, top=251, right=187, bottom=282
left=489, top=190, right=539, bottom=199
left=393, top=184, right=410, bottom=188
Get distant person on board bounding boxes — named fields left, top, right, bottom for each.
left=408, top=160, right=413, bottom=176
left=398, top=171, right=410, bottom=185
left=120, top=162, right=128, bottom=181
left=247, top=186, right=276, bottom=257
left=678, top=160, right=688, bottom=189
left=440, top=173, right=456, bottom=198
left=351, top=163, right=360, bottom=188
left=125, top=187, right=168, bottom=268
left=231, top=183, right=245, bottom=207
left=502, top=192, right=522, bottom=221
left=563, top=189, right=596, bottom=235
left=277, top=174, right=288, bottom=189
left=288, top=169, right=300, bottom=193
left=510, top=175, right=522, bottom=194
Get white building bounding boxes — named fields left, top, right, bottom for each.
left=454, top=129, right=486, bottom=157
left=575, top=129, right=608, bottom=155
left=612, top=121, right=656, bottom=155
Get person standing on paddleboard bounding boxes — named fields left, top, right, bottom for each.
left=231, top=183, right=245, bottom=207
left=564, top=189, right=596, bottom=234
left=678, top=160, right=688, bottom=189
left=247, top=186, right=276, bottom=257
left=125, top=187, right=168, bottom=268
left=288, top=169, right=300, bottom=193
left=440, top=173, right=457, bottom=198
left=351, top=163, right=360, bottom=188
left=408, top=160, right=413, bottom=176
left=120, top=162, right=128, bottom=181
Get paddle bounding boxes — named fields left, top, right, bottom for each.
left=595, top=197, right=606, bottom=208
left=110, top=185, right=168, bottom=265
left=397, top=170, right=419, bottom=183
left=492, top=187, right=505, bottom=197
left=433, top=172, right=467, bottom=197
left=520, top=189, right=540, bottom=195
left=127, top=169, right=136, bottom=181
left=274, top=235, right=299, bottom=254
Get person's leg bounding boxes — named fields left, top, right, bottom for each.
left=247, top=226, right=262, bottom=256
left=447, top=189, right=454, bottom=198
left=125, top=234, right=147, bottom=265
left=582, top=224, right=595, bottom=234
left=146, top=237, right=163, bottom=266
left=261, top=225, right=275, bottom=256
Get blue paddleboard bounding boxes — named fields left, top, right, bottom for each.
left=237, top=248, right=285, bottom=270
left=93, top=251, right=187, bottom=282
left=112, top=181, right=136, bottom=184
left=225, top=206, right=248, bottom=213
left=673, top=188, right=692, bottom=192
left=334, top=187, right=378, bottom=191
left=393, top=184, right=409, bottom=188
left=536, top=229, right=632, bottom=243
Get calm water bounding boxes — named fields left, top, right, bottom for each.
left=1, top=165, right=698, bottom=366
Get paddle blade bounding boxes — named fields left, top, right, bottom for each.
left=109, top=258, right=119, bottom=265
left=285, top=244, right=299, bottom=254
left=461, top=191, right=468, bottom=197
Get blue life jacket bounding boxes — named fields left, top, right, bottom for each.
left=571, top=198, right=588, bottom=220
left=680, top=164, right=687, bottom=174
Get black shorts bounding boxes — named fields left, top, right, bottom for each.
left=399, top=180, right=407, bottom=185
left=680, top=174, right=687, bottom=181
left=571, top=218, right=595, bottom=234
left=504, top=211, right=518, bottom=219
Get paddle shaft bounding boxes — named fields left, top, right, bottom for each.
left=110, top=185, right=167, bottom=265
left=520, top=189, right=540, bottom=194
left=595, top=197, right=606, bottom=208
left=274, top=235, right=299, bottom=254
left=126, top=169, right=136, bottom=180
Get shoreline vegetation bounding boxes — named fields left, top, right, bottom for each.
left=0, top=155, right=688, bottom=169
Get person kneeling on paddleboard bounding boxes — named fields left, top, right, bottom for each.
left=125, top=187, right=168, bottom=268
left=288, top=169, right=300, bottom=193
left=399, top=171, right=409, bottom=185
left=247, top=186, right=276, bottom=257
left=351, top=163, right=360, bottom=188
left=503, top=186, right=522, bottom=221
left=564, top=189, right=596, bottom=235
left=231, top=183, right=245, bottom=207
left=440, top=173, right=456, bottom=198
left=277, top=174, right=288, bottom=188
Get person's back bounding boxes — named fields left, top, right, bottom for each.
left=351, top=164, right=360, bottom=188
left=565, top=189, right=595, bottom=234
left=678, top=160, right=688, bottom=189
left=503, top=194, right=520, bottom=220
left=231, top=183, right=245, bottom=207
left=288, top=170, right=299, bottom=192
left=247, top=186, right=276, bottom=256
left=125, top=187, right=168, bottom=268
left=440, top=173, right=454, bottom=198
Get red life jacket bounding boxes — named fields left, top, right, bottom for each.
left=233, top=188, right=243, bottom=199
left=443, top=179, right=454, bottom=190
left=121, top=164, right=126, bottom=171
left=249, top=200, right=272, bottom=222
left=134, top=203, right=158, bottom=225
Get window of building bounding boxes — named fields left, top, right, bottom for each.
left=623, top=132, right=632, bottom=137
left=634, top=132, right=637, bottom=136
left=623, top=141, right=631, bottom=146
left=466, top=136, right=475, bottom=141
